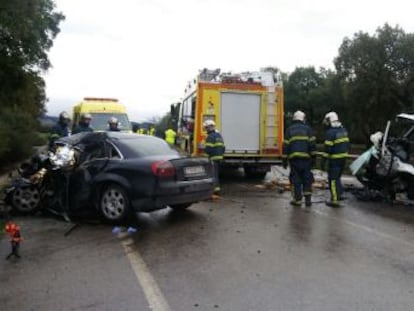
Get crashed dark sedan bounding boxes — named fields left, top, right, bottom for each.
left=8, top=132, right=214, bottom=222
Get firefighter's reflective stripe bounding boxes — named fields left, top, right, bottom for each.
left=324, top=127, right=350, bottom=160
left=210, top=155, right=224, bottom=160
left=285, top=135, right=316, bottom=144
left=331, top=180, right=338, bottom=202
left=283, top=121, right=316, bottom=160
left=322, top=152, right=349, bottom=159
left=288, top=152, right=311, bottom=159
left=205, top=131, right=225, bottom=160
left=330, top=153, right=349, bottom=159
left=325, top=137, right=350, bottom=146
left=205, top=142, right=225, bottom=147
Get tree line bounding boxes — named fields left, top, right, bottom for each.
left=283, top=24, right=414, bottom=144
left=1, top=3, right=413, bottom=167
left=160, top=24, right=414, bottom=146
left=0, top=0, right=64, bottom=166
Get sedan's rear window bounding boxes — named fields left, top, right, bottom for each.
left=112, top=136, right=180, bottom=158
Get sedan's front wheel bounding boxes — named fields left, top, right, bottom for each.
left=11, top=185, right=41, bottom=214
left=100, top=184, right=130, bottom=223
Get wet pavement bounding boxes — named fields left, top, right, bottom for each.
left=1, top=176, right=414, bottom=311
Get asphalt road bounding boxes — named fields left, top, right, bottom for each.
left=1, top=177, right=414, bottom=311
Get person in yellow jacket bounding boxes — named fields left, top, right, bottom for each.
left=148, top=125, right=156, bottom=136
left=165, top=127, right=177, bottom=145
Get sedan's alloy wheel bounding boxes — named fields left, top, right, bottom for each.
left=12, top=186, right=41, bottom=213
left=100, top=185, right=128, bottom=221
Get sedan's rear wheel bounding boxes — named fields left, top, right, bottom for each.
left=100, top=184, right=130, bottom=222
left=11, top=185, right=41, bottom=214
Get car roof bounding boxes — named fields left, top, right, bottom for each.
left=56, top=131, right=159, bottom=146
left=397, top=113, right=414, bottom=122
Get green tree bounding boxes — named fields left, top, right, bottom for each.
left=0, top=0, right=64, bottom=163
left=334, top=24, right=414, bottom=142
left=284, top=66, right=338, bottom=138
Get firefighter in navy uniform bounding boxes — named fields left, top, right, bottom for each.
left=72, top=113, right=93, bottom=134
left=321, top=112, right=350, bottom=207
left=282, top=111, right=316, bottom=207
left=203, top=119, right=225, bottom=195
left=49, top=111, right=71, bottom=147
left=108, top=117, right=121, bottom=132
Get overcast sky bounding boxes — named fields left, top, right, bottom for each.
left=44, top=0, right=414, bottom=121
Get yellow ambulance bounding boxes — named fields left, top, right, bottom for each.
left=72, top=97, right=132, bottom=132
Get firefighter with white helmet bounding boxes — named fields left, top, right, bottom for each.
left=203, top=119, right=216, bottom=128
left=322, top=111, right=350, bottom=207
left=108, top=116, right=120, bottom=132
left=49, top=111, right=71, bottom=147
left=293, top=110, right=306, bottom=122
left=323, top=111, right=339, bottom=125
left=203, top=119, right=225, bottom=195
left=73, top=113, right=93, bottom=134
left=282, top=110, right=316, bottom=207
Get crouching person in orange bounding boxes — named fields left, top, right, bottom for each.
left=5, top=220, right=23, bottom=260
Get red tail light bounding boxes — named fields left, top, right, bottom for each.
left=151, top=161, right=175, bottom=177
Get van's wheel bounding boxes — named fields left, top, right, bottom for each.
left=169, top=203, right=192, bottom=211
left=11, top=185, right=41, bottom=214
left=99, top=184, right=130, bottom=223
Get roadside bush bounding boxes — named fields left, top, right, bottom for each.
left=33, top=132, right=49, bottom=147
left=0, top=108, right=39, bottom=168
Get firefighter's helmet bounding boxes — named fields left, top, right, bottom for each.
left=293, top=110, right=306, bottom=121
left=81, top=113, right=92, bottom=120
left=323, top=111, right=339, bottom=126
left=203, top=119, right=216, bottom=128
left=108, top=117, right=118, bottom=125
left=59, top=111, right=71, bottom=122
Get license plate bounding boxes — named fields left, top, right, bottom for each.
left=184, top=166, right=205, bottom=176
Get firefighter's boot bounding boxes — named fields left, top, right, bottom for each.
left=305, top=195, right=312, bottom=207
left=290, top=195, right=302, bottom=207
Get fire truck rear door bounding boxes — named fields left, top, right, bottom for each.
left=220, top=92, right=261, bottom=153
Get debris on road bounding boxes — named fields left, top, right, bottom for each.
left=262, top=166, right=363, bottom=192
left=112, top=226, right=138, bottom=236
left=64, top=223, right=81, bottom=237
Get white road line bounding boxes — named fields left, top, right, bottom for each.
left=120, top=237, right=172, bottom=311
left=312, top=209, right=414, bottom=249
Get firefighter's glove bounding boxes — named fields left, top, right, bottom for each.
left=282, top=159, right=288, bottom=169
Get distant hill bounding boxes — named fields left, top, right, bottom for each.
left=39, top=115, right=58, bottom=128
